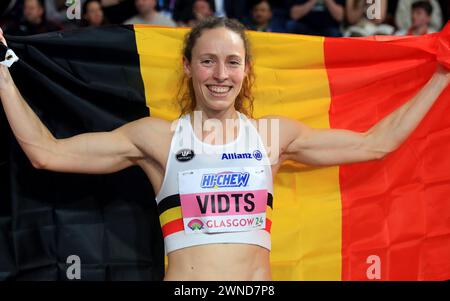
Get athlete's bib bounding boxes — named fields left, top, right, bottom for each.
left=178, top=167, right=268, bottom=234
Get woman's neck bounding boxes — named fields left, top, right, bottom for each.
left=190, top=107, right=240, bottom=145
left=192, top=106, right=239, bottom=124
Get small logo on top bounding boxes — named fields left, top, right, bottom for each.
left=201, top=171, right=250, bottom=188
left=176, top=149, right=195, bottom=162
left=188, top=219, right=204, bottom=231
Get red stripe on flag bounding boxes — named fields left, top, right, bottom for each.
left=265, top=218, right=272, bottom=233
left=325, top=34, right=450, bottom=280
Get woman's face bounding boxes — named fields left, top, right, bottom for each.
left=183, top=27, right=248, bottom=114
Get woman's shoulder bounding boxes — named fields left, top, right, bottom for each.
left=252, top=114, right=294, bottom=125
left=126, top=116, right=179, bottom=137
left=252, top=115, right=309, bottom=137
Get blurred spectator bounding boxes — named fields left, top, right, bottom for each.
left=101, top=0, right=125, bottom=5
left=44, top=0, right=84, bottom=27
left=396, top=0, right=436, bottom=35
left=81, top=0, right=108, bottom=27
left=156, top=0, right=176, bottom=18
left=5, top=0, right=62, bottom=35
left=213, top=0, right=248, bottom=20
left=246, top=0, right=285, bottom=32
left=172, top=0, right=248, bottom=25
left=396, top=0, right=442, bottom=31
left=187, top=0, right=214, bottom=27
left=102, top=0, right=137, bottom=24
left=173, top=0, right=210, bottom=25
left=124, top=0, right=176, bottom=26
left=173, top=0, right=205, bottom=25
left=344, top=0, right=395, bottom=36
left=286, top=0, right=345, bottom=37
left=44, top=0, right=65, bottom=24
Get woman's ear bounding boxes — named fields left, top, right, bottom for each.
left=183, top=56, right=192, bottom=78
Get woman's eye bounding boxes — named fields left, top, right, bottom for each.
left=227, top=61, right=241, bottom=67
left=202, top=60, right=213, bottom=64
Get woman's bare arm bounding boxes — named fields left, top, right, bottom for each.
left=0, top=30, right=165, bottom=174
left=270, top=65, right=449, bottom=167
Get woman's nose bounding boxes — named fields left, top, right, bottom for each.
left=213, top=63, right=228, bottom=81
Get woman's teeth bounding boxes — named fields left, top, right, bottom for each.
left=207, top=85, right=232, bottom=94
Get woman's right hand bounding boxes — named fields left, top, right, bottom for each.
left=0, top=27, right=12, bottom=91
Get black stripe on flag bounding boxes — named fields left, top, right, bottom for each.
left=0, top=25, right=164, bottom=280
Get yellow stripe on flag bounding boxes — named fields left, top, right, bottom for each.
left=134, top=26, right=342, bottom=280
left=134, top=26, right=188, bottom=119
left=249, top=31, right=341, bottom=280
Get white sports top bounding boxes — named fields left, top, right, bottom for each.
left=156, top=112, right=273, bottom=255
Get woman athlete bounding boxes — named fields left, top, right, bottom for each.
left=0, top=17, right=448, bottom=281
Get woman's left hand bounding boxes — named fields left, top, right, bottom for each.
left=435, top=64, right=450, bottom=85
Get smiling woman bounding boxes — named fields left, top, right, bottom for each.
left=178, top=18, right=255, bottom=118
left=0, top=17, right=449, bottom=281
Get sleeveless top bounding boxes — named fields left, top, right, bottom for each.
left=156, top=112, right=273, bottom=255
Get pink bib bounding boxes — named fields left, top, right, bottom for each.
left=178, top=167, right=269, bottom=234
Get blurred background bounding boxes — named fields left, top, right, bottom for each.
left=0, top=0, right=448, bottom=37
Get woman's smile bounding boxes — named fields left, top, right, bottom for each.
left=206, top=84, right=233, bottom=97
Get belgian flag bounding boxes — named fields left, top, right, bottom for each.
left=1, top=23, right=449, bottom=280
